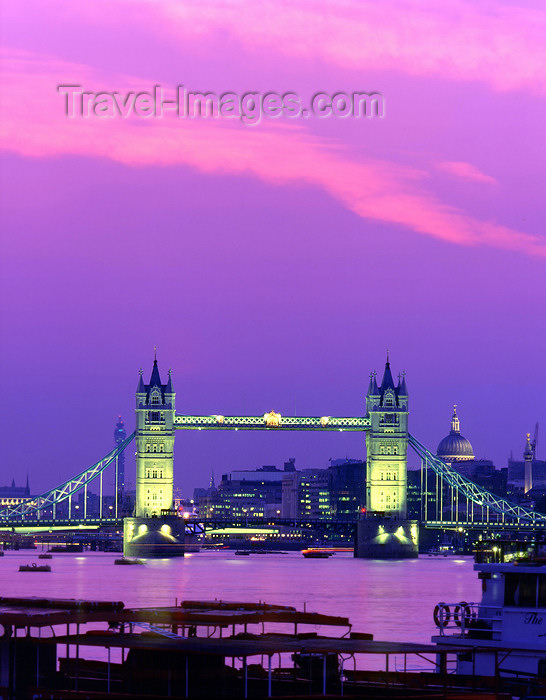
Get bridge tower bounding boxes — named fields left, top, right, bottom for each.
left=135, top=357, right=175, bottom=516
left=124, top=355, right=184, bottom=557
left=355, top=355, right=418, bottom=558
left=365, top=356, right=409, bottom=517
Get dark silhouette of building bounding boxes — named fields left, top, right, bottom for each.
left=0, top=477, right=30, bottom=506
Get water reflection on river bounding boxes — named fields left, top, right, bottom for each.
left=0, top=550, right=481, bottom=644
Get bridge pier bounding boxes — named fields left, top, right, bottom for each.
left=355, top=515, right=419, bottom=558
left=123, top=515, right=185, bottom=558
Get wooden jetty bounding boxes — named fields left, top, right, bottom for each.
left=0, top=596, right=522, bottom=698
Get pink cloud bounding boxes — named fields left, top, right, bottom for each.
left=436, top=161, right=498, bottom=184
left=18, top=0, right=546, bottom=95
left=1, top=50, right=545, bottom=259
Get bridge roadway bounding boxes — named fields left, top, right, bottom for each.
left=0, top=517, right=357, bottom=537
left=2, top=516, right=542, bottom=536
left=423, top=520, right=546, bottom=530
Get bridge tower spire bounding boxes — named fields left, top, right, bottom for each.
left=365, top=355, right=409, bottom=518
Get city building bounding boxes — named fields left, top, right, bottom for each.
left=0, top=477, right=30, bottom=507
left=327, top=458, right=366, bottom=519
left=281, top=468, right=332, bottom=519
left=197, top=461, right=295, bottom=519
left=194, top=457, right=366, bottom=521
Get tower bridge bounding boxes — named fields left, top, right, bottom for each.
left=1, top=356, right=544, bottom=556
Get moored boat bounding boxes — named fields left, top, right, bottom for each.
left=432, top=540, right=546, bottom=681
left=19, top=563, right=51, bottom=572
left=302, top=549, right=332, bottom=558
left=114, top=557, right=145, bottom=565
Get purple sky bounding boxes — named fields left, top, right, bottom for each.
left=1, top=0, right=545, bottom=495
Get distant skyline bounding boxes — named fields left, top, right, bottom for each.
left=0, top=0, right=544, bottom=494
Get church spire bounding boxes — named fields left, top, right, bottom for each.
left=450, top=405, right=460, bottom=434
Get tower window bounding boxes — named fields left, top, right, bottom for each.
left=150, top=389, right=162, bottom=405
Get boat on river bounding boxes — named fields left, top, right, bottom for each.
left=427, top=544, right=455, bottom=556
left=19, top=563, right=51, bottom=572
left=432, top=539, right=546, bottom=686
left=302, top=549, right=332, bottom=558
left=114, top=557, right=144, bottom=565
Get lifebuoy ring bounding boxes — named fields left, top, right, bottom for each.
left=453, top=601, right=472, bottom=627
left=433, top=603, right=450, bottom=627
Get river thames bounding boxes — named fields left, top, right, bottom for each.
left=0, top=551, right=480, bottom=645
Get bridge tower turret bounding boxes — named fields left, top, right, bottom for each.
left=134, top=356, right=175, bottom=517
left=365, top=355, right=409, bottom=517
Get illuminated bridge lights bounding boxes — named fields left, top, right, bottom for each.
left=2, top=414, right=545, bottom=532
left=174, top=414, right=371, bottom=431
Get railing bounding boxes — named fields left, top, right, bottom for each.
left=433, top=601, right=502, bottom=639
left=0, top=432, right=135, bottom=519
left=409, top=434, right=546, bottom=526
left=174, top=414, right=371, bottom=431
